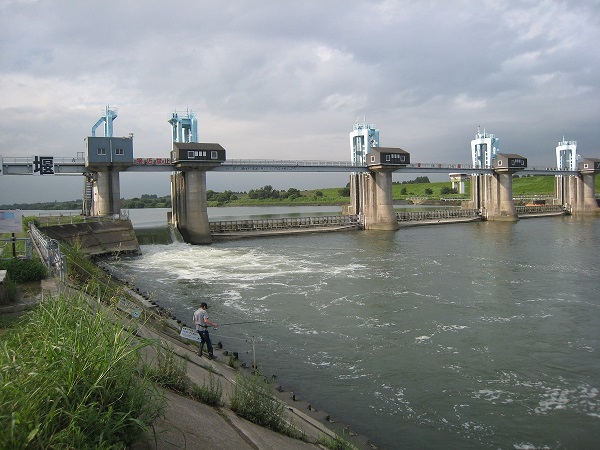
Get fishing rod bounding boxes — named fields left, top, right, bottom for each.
left=217, top=319, right=272, bottom=326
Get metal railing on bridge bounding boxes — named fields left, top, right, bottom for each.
left=210, top=215, right=361, bottom=233
left=2, top=154, right=582, bottom=176
left=216, top=159, right=368, bottom=173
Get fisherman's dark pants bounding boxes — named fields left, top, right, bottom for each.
left=197, top=329, right=213, bottom=356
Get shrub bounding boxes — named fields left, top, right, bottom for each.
left=5, top=277, right=17, bottom=302
left=0, top=258, right=46, bottom=283
left=230, top=371, right=301, bottom=438
left=318, top=433, right=355, bottom=450
left=440, top=186, right=457, bottom=195
left=148, top=345, right=189, bottom=393
left=0, top=293, right=164, bottom=449
left=338, top=187, right=350, bottom=197
left=189, top=372, right=223, bottom=407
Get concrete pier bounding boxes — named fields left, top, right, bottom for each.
left=169, top=142, right=227, bottom=244
left=171, top=170, right=212, bottom=244
left=348, top=147, right=409, bottom=231
left=363, top=169, right=399, bottom=230
left=494, top=171, right=519, bottom=221
left=93, top=170, right=122, bottom=216
left=580, top=172, right=599, bottom=213
left=554, top=172, right=599, bottom=214
left=468, top=153, right=526, bottom=222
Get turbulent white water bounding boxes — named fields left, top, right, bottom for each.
left=108, top=212, right=600, bottom=449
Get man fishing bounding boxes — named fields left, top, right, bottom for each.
left=193, top=302, right=218, bottom=359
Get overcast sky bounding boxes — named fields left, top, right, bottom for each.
left=1, top=0, right=599, bottom=204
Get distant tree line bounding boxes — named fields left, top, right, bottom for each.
left=121, top=194, right=171, bottom=209
left=206, top=190, right=238, bottom=204
left=399, top=186, right=458, bottom=195
left=393, top=176, right=431, bottom=185
left=0, top=195, right=173, bottom=211
left=247, top=185, right=303, bottom=200
left=338, top=183, right=351, bottom=197
left=0, top=201, right=82, bottom=210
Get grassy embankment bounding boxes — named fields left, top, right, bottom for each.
left=218, top=175, right=599, bottom=206
left=1, top=238, right=166, bottom=448
left=0, top=293, right=164, bottom=449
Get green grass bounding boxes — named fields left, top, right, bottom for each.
left=317, top=432, right=356, bottom=450
left=145, top=344, right=224, bottom=407
left=0, top=314, right=20, bottom=330
left=0, top=293, right=165, bottom=449
left=217, top=175, right=598, bottom=205
left=189, top=373, right=224, bottom=407
left=392, top=181, right=468, bottom=199
left=0, top=258, right=46, bottom=283
left=512, top=175, right=556, bottom=195
left=147, top=344, right=189, bottom=393
left=230, top=371, right=303, bottom=439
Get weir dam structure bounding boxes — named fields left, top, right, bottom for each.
left=1, top=107, right=599, bottom=244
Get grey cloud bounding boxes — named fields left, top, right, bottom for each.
left=1, top=0, right=599, bottom=203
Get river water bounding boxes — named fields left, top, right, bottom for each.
left=104, top=207, right=599, bottom=449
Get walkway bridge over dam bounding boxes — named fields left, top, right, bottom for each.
left=1, top=156, right=583, bottom=176
left=2, top=109, right=599, bottom=244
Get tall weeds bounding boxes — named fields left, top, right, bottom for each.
left=0, top=293, right=164, bottom=449
left=230, top=371, right=302, bottom=439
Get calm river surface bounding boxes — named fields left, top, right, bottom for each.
left=106, top=207, right=599, bottom=449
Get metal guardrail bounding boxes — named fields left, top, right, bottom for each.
left=1, top=156, right=86, bottom=164
left=0, top=236, right=33, bottom=260
left=28, top=224, right=67, bottom=281
left=222, top=159, right=363, bottom=168
left=30, top=211, right=129, bottom=227
left=210, top=215, right=360, bottom=233
left=3, top=155, right=584, bottom=176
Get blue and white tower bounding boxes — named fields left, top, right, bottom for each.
left=350, top=121, right=379, bottom=165
left=91, top=105, right=118, bottom=137
left=471, top=127, right=499, bottom=169
left=169, top=110, right=198, bottom=143
left=556, top=138, right=578, bottom=170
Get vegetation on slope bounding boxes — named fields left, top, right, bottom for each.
left=0, top=294, right=164, bottom=449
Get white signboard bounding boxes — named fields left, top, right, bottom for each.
left=117, top=298, right=142, bottom=318
left=0, top=210, right=23, bottom=233
left=180, top=326, right=201, bottom=342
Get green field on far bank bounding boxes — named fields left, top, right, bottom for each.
left=1, top=175, right=599, bottom=210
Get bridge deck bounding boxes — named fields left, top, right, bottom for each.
left=1, top=156, right=580, bottom=175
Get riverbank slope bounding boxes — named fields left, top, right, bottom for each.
left=1, top=278, right=376, bottom=450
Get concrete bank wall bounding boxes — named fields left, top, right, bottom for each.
left=41, top=220, right=141, bottom=256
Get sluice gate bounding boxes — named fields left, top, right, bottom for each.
left=209, top=215, right=360, bottom=234
left=515, top=205, right=568, bottom=215
left=396, top=209, right=481, bottom=222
